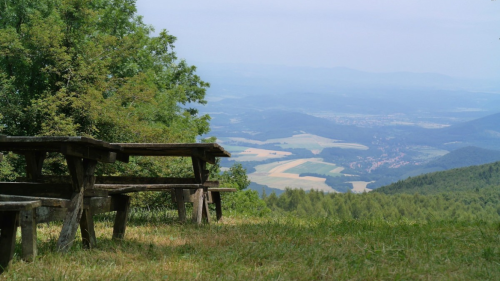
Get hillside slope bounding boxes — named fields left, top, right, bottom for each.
left=407, top=112, right=500, bottom=150
left=376, top=160, right=500, bottom=195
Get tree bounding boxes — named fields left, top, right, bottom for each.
left=0, top=0, right=211, bottom=178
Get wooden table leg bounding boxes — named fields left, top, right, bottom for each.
left=202, top=192, right=211, bottom=224
left=0, top=211, right=19, bottom=274
left=192, top=189, right=203, bottom=224
left=57, top=157, right=96, bottom=252
left=112, top=195, right=130, bottom=240
left=80, top=209, right=96, bottom=249
left=211, top=191, right=223, bottom=221
left=175, top=189, right=186, bottom=223
left=20, top=209, right=37, bottom=261
left=192, top=189, right=211, bottom=224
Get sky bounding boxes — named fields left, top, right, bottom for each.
left=136, top=0, right=500, bottom=79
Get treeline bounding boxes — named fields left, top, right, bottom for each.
left=263, top=187, right=500, bottom=221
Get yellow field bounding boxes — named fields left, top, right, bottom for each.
left=230, top=148, right=292, bottom=161
left=249, top=158, right=340, bottom=192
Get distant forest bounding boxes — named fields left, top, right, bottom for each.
left=263, top=161, right=500, bottom=221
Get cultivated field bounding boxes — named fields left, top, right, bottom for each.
left=229, top=133, right=368, bottom=154
left=249, top=158, right=342, bottom=192
left=3, top=212, right=500, bottom=280
left=284, top=161, right=343, bottom=177
left=229, top=147, right=292, bottom=162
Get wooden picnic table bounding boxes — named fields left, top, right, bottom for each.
left=0, top=136, right=231, bottom=263
left=0, top=136, right=124, bottom=253
left=105, top=143, right=231, bottom=223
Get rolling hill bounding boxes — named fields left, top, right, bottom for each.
left=376, top=160, right=500, bottom=195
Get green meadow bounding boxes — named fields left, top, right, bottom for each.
left=285, top=161, right=342, bottom=177
left=3, top=209, right=500, bottom=280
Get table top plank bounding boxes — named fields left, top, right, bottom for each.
left=0, top=200, right=42, bottom=211
left=0, top=136, right=122, bottom=152
left=113, top=143, right=231, bottom=157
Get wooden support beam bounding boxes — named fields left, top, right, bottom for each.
left=112, top=195, right=130, bottom=240
left=202, top=192, right=210, bottom=224
left=24, top=152, right=46, bottom=181
left=57, top=156, right=96, bottom=253
left=61, top=144, right=117, bottom=163
left=80, top=209, right=96, bottom=249
left=0, top=211, right=18, bottom=274
left=191, top=148, right=216, bottom=164
left=175, top=189, right=186, bottom=223
left=20, top=209, right=37, bottom=262
left=211, top=191, right=223, bottom=221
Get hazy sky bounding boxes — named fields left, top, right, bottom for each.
left=136, top=0, right=500, bottom=79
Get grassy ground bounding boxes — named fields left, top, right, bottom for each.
left=2, top=210, right=500, bottom=280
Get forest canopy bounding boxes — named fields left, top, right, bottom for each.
left=0, top=0, right=209, bottom=142
left=0, top=0, right=216, bottom=180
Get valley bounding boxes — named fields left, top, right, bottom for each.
left=197, top=64, right=500, bottom=194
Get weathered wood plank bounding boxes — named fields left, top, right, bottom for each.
left=17, top=176, right=220, bottom=186
left=0, top=136, right=122, bottom=152
left=0, top=200, right=42, bottom=211
left=0, top=182, right=73, bottom=199
left=61, top=144, right=117, bottom=163
left=104, top=187, right=146, bottom=194
left=94, top=183, right=211, bottom=190
left=0, top=211, right=18, bottom=274
left=112, top=143, right=231, bottom=158
left=20, top=209, right=37, bottom=262
left=208, top=188, right=237, bottom=192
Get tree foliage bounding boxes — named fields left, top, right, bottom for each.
left=264, top=187, right=500, bottom=221
left=0, top=0, right=209, bottom=141
left=0, top=0, right=213, bottom=179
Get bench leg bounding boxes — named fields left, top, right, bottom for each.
left=212, top=192, right=223, bottom=221
left=80, top=209, right=96, bottom=249
left=112, top=195, right=130, bottom=240
left=57, top=190, right=85, bottom=252
left=202, top=192, right=210, bottom=224
left=175, top=189, right=186, bottom=223
left=0, top=211, right=19, bottom=274
left=192, top=189, right=203, bottom=224
left=192, top=189, right=210, bottom=224
left=20, top=209, right=37, bottom=261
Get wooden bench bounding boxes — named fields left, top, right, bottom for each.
left=0, top=201, right=41, bottom=274
left=0, top=192, right=131, bottom=261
